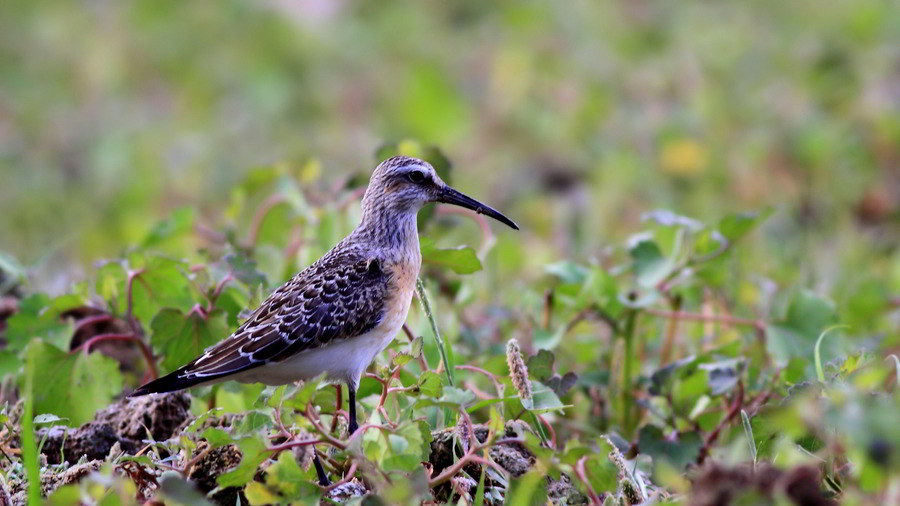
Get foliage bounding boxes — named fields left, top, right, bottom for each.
left=0, top=1, right=898, bottom=504
left=0, top=146, right=896, bottom=505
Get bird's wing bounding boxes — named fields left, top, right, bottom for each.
left=133, top=251, right=390, bottom=393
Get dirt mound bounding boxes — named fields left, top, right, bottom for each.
left=35, top=392, right=191, bottom=464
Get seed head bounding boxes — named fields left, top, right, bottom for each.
left=506, top=339, right=532, bottom=404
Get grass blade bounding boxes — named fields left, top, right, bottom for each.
left=814, top=325, right=849, bottom=383
left=416, top=277, right=454, bottom=387
left=741, top=409, right=756, bottom=468
left=23, top=344, right=41, bottom=505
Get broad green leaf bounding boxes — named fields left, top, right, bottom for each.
left=528, top=381, right=569, bottom=414
left=545, top=372, right=578, bottom=397
left=637, top=425, right=703, bottom=470
left=415, top=386, right=475, bottom=409
left=717, top=208, right=772, bottom=242
left=224, top=252, right=268, bottom=291
left=506, top=470, right=547, bottom=506
left=158, top=472, right=216, bottom=506
left=629, top=239, right=674, bottom=288
left=129, top=256, right=195, bottom=325
left=415, top=371, right=443, bottom=397
left=22, top=340, right=123, bottom=426
left=698, top=358, right=746, bottom=395
left=527, top=349, right=555, bottom=382
left=641, top=209, right=704, bottom=231
left=583, top=438, right=618, bottom=494
left=767, top=290, right=839, bottom=365
left=420, top=237, right=482, bottom=274
left=141, top=207, right=194, bottom=249
left=545, top=261, right=590, bottom=284
left=247, top=451, right=321, bottom=504
left=151, top=308, right=230, bottom=373
left=217, top=436, right=268, bottom=488
left=5, top=293, right=82, bottom=351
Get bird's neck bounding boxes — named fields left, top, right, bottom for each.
left=354, top=208, right=421, bottom=264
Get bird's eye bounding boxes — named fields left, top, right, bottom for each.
left=408, top=170, right=426, bottom=183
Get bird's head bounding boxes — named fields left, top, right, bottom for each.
left=362, top=156, right=519, bottom=230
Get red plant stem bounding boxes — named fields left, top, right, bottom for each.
left=266, top=438, right=326, bottom=454
left=73, top=314, right=115, bottom=332
left=698, top=380, right=744, bottom=464
left=575, top=456, right=603, bottom=505
left=435, top=205, right=494, bottom=248
left=74, top=332, right=158, bottom=380
left=645, top=309, right=766, bottom=332
left=536, top=414, right=557, bottom=449
left=402, top=323, right=431, bottom=372
left=209, top=273, right=234, bottom=307
left=323, top=461, right=359, bottom=492
left=455, top=365, right=504, bottom=397
left=246, top=194, right=286, bottom=247
left=125, top=268, right=145, bottom=323
left=304, top=401, right=347, bottom=449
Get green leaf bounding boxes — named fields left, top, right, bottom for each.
left=415, top=386, right=475, bottom=409
left=5, top=293, right=83, bottom=351
left=698, top=358, right=746, bottom=396
left=506, top=470, right=548, bottom=506
left=583, top=438, right=618, bottom=494
left=629, top=239, right=674, bottom=288
left=717, top=208, right=772, bottom=242
left=202, top=427, right=234, bottom=448
left=158, top=472, right=216, bottom=506
left=545, top=261, right=590, bottom=284
left=130, top=256, right=195, bottom=325
left=527, top=349, right=555, bottom=382
left=247, top=451, right=321, bottom=504
left=0, top=250, right=27, bottom=292
left=767, top=290, right=839, bottom=365
left=637, top=425, right=703, bottom=470
left=532, top=326, right=565, bottom=350
left=641, top=209, right=704, bottom=231
left=420, top=237, right=482, bottom=274
left=141, top=207, right=195, bottom=249
left=217, top=436, right=269, bottom=488
left=224, top=251, right=268, bottom=291
left=527, top=381, right=569, bottom=414
left=151, top=308, right=230, bottom=374
left=22, top=340, right=123, bottom=426
left=415, top=371, right=444, bottom=398
left=545, top=372, right=578, bottom=397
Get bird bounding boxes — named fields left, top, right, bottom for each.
left=130, top=155, right=518, bottom=485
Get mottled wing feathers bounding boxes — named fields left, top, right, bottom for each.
left=131, top=250, right=389, bottom=395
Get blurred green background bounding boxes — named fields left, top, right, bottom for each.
left=1, top=0, right=897, bottom=300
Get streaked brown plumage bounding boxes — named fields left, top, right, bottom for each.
left=130, top=155, right=518, bottom=484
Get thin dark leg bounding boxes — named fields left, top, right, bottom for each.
left=312, top=450, right=331, bottom=486
left=348, top=383, right=359, bottom=435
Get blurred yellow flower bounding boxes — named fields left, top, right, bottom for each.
left=660, top=139, right=708, bottom=176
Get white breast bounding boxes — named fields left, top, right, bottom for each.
left=234, top=294, right=413, bottom=389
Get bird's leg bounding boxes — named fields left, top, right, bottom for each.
left=348, top=383, right=359, bottom=435
left=312, top=450, right=331, bottom=486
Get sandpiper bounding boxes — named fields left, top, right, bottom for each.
left=131, top=155, right=518, bottom=485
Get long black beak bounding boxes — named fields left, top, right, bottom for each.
left=438, top=186, right=519, bottom=230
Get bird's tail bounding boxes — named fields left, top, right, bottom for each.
left=129, top=365, right=212, bottom=397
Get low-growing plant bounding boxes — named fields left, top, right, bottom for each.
left=0, top=146, right=897, bottom=505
